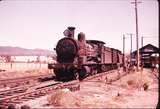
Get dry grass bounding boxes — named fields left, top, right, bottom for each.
left=0, top=63, right=54, bottom=79
left=0, top=68, right=52, bottom=80
left=48, top=88, right=81, bottom=108
left=118, top=71, right=153, bottom=90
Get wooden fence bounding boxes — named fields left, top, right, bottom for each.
left=0, top=62, right=48, bottom=71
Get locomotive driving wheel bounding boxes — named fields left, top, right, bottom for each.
left=73, top=72, right=79, bottom=80
left=101, top=65, right=107, bottom=72
left=92, top=69, right=97, bottom=75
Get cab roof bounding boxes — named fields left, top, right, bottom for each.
left=86, top=40, right=105, bottom=45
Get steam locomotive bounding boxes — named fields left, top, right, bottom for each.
left=48, top=27, right=123, bottom=81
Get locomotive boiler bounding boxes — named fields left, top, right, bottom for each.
left=48, top=27, right=123, bottom=81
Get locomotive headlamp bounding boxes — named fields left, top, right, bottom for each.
left=63, top=29, right=71, bottom=37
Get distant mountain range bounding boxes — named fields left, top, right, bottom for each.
left=0, top=46, right=55, bottom=56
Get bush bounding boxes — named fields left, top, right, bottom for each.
left=119, top=71, right=152, bottom=90
left=48, top=88, right=81, bottom=108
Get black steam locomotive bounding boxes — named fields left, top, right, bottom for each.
left=48, top=27, right=123, bottom=81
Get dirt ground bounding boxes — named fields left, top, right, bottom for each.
left=17, top=68, right=158, bottom=108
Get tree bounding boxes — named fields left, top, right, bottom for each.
left=36, top=56, right=40, bottom=63
left=5, top=56, right=11, bottom=63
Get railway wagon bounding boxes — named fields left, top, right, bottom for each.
left=101, top=46, right=112, bottom=64
left=48, top=27, right=123, bottom=81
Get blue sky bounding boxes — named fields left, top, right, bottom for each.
left=0, top=0, right=158, bottom=53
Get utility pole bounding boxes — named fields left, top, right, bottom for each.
left=131, top=0, right=141, bottom=71
left=123, top=34, right=125, bottom=71
left=126, top=33, right=134, bottom=65
left=130, top=34, right=133, bottom=65
left=141, top=36, right=143, bottom=48
left=141, top=36, right=143, bottom=67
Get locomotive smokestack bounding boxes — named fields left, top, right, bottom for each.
left=68, top=27, right=75, bottom=38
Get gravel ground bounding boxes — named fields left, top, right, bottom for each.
left=16, top=68, right=158, bottom=108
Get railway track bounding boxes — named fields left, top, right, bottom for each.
left=150, top=70, right=159, bottom=83
left=0, top=68, right=128, bottom=108
left=152, top=71, right=158, bottom=79
left=0, top=80, right=80, bottom=108
left=0, top=83, right=39, bottom=100
left=84, top=68, right=128, bottom=83
left=0, top=74, right=53, bottom=88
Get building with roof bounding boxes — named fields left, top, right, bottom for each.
left=132, top=44, right=159, bottom=68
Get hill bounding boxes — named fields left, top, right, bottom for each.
left=0, top=46, right=55, bottom=56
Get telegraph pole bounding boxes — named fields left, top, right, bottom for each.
left=131, top=0, right=141, bottom=71
left=130, top=34, right=133, bottom=65
left=126, top=33, right=134, bottom=65
left=123, top=34, right=125, bottom=71
left=141, top=36, right=143, bottom=67
left=141, top=37, right=143, bottom=48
